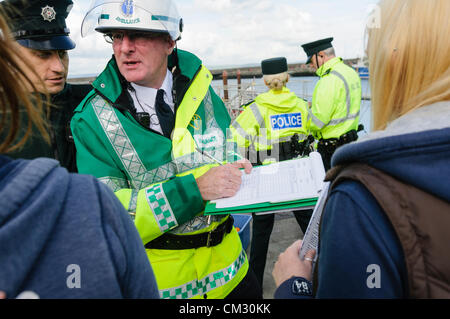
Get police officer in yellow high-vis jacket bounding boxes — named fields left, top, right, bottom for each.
left=229, top=57, right=314, bottom=289
left=71, top=0, right=261, bottom=299
left=301, top=37, right=362, bottom=170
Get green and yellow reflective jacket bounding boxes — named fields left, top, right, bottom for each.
left=310, top=57, right=362, bottom=139
left=71, top=49, right=248, bottom=299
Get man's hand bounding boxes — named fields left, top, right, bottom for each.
left=272, top=240, right=316, bottom=287
left=230, top=158, right=253, bottom=174
left=196, top=159, right=252, bottom=201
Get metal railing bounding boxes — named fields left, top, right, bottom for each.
left=212, top=78, right=315, bottom=120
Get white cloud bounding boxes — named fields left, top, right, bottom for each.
left=178, top=1, right=313, bottom=68
left=192, top=0, right=271, bottom=12
left=67, top=0, right=111, bottom=76
left=67, top=0, right=378, bottom=77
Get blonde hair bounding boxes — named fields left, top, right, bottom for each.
left=367, top=0, right=450, bottom=130
left=263, top=72, right=289, bottom=91
left=0, top=11, right=49, bottom=153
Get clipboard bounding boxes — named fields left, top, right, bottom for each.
left=204, top=152, right=324, bottom=215
left=204, top=197, right=318, bottom=215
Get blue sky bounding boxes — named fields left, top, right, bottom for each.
left=66, top=0, right=379, bottom=77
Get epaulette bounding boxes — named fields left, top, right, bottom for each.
left=241, top=100, right=255, bottom=109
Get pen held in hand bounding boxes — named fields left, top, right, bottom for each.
left=195, top=147, right=224, bottom=166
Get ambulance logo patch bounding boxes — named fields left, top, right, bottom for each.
left=270, top=113, right=303, bottom=130
left=121, top=0, right=134, bottom=17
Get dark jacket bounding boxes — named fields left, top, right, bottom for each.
left=325, top=162, right=450, bottom=298
left=4, top=83, right=91, bottom=172
left=0, top=155, right=160, bottom=298
left=275, top=101, right=450, bottom=299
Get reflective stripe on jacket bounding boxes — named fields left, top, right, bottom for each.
left=230, top=87, right=310, bottom=153
left=310, top=57, right=361, bottom=139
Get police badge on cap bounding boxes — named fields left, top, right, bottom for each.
left=0, top=0, right=76, bottom=50
left=41, top=5, right=57, bottom=22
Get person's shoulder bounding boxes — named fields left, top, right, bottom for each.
left=63, top=172, right=129, bottom=224
left=173, top=49, right=202, bottom=79
left=176, top=49, right=202, bottom=64
left=67, top=171, right=110, bottom=196
left=72, top=89, right=103, bottom=116
left=291, top=92, right=309, bottom=106
left=316, top=68, right=335, bottom=85
left=333, top=59, right=360, bottom=79
left=328, top=179, right=378, bottom=211
left=339, top=59, right=358, bottom=72
left=241, top=99, right=255, bottom=109
left=66, top=83, right=93, bottom=100
left=318, top=178, right=407, bottom=298
left=324, top=178, right=395, bottom=237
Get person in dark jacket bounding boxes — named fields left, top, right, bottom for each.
left=0, top=9, right=159, bottom=299
left=272, top=0, right=450, bottom=299
left=0, top=0, right=91, bottom=172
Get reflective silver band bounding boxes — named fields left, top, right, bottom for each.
left=309, top=70, right=359, bottom=129
left=98, top=176, right=129, bottom=192
left=249, top=103, right=265, bottom=129
left=92, top=96, right=173, bottom=189
left=330, top=70, right=351, bottom=116
left=160, top=249, right=247, bottom=299
left=92, top=94, right=229, bottom=235
left=145, top=183, right=178, bottom=233
left=232, top=119, right=306, bottom=148
left=308, top=107, right=326, bottom=129
left=328, top=110, right=360, bottom=126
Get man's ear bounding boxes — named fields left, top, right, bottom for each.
left=317, top=51, right=325, bottom=59
left=167, top=37, right=176, bottom=55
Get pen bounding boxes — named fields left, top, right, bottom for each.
left=195, top=147, right=223, bottom=225
left=195, top=147, right=224, bottom=166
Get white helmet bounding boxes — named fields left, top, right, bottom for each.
left=81, top=0, right=183, bottom=41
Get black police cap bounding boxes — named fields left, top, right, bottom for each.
left=0, top=0, right=75, bottom=50
left=261, top=57, right=288, bottom=75
left=301, top=37, right=334, bottom=64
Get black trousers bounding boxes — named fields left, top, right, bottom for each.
left=224, top=266, right=263, bottom=299
left=317, top=130, right=360, bottom=172
left=317, top=142, right=334, bottom=171
left=249, top=209, right=313, bottom=289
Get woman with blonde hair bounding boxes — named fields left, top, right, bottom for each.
left=0, top=12, right=159, bottom=298
left=263, top=69, right=290, bottom=91
left=273, top=0, right=450, bottom=298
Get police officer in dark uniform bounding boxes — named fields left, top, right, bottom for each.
left=0, top=0, right=91, bottom=172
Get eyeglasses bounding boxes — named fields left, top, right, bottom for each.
left=103, top=31, right=163, bottom=44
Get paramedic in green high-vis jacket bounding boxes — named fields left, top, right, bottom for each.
left=301, top=37, right=362, bottom=170
left=71, top=0, right=261, bottom=299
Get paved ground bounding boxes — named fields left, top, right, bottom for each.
left=245, top=211, right=305, bottom=299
